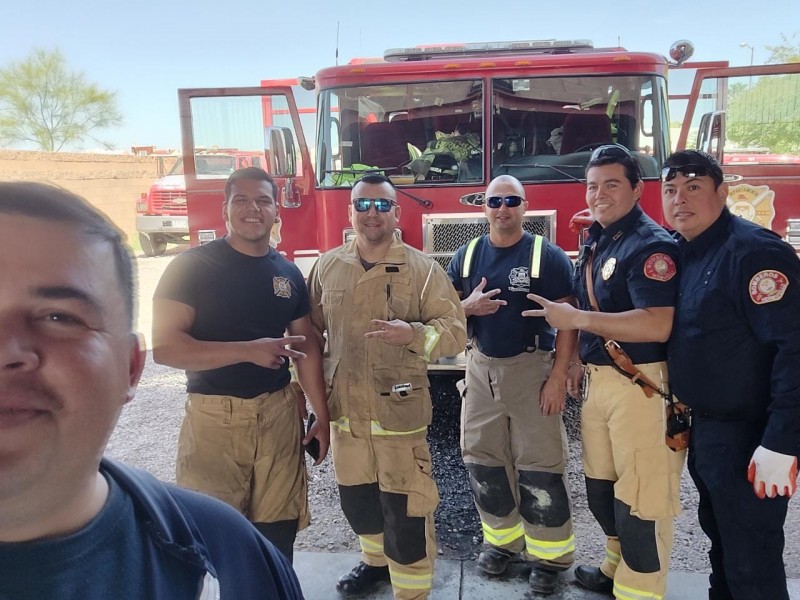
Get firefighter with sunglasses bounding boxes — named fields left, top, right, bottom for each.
left=307, top=173, right=466, bottom=600
left=663, top=150, right=799, bottom=600
left=447, top=175, right=577, bottom=595
left=526, top=145, right=685, bottom=600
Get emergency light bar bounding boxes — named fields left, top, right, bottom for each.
left=384, top=39, right=594, bottom=62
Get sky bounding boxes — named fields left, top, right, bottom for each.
left=1, top=0, right=797, bottom=152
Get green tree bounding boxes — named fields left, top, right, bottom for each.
left=765, top=32, right=800, bottom=64
left=727, top=74, right=800, bottom=153
left=0, top=48, right=122, bottom=151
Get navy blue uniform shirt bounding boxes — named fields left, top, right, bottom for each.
left=574, top=204, right=678, bottom=365
left=448, top=232, right=574, bottom=358
left=667, top=208, right=800, bottom=456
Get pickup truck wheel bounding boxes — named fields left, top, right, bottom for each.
left=139, top=233, right=167, bottom=257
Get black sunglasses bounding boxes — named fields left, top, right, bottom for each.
left=486, top=195, right=523, bottom=209
left=661, top=165, right=711, bottom=182
left=352, top=198, right=396, bottom=213
left=589, top=144, right=632, bottom=161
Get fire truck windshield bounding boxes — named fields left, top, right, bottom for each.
left=168, top=155, right=238, bottom=177
left=316, top=74, right=668, bottom=187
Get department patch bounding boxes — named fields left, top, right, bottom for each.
left=273, top=276, right=292, bottom=299
left=643, top=253, right=677, bottom=282
left=749, top=270, right=789, bottom=304
left=727, top=183, right=776, bottom=229
left=601, top=258, right=617, bottom=281
left=508, top=266, right=530, bottom=292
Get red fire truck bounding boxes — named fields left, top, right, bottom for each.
left=175, top=39, right=800, bottom=274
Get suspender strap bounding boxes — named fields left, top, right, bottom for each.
left=461, top=237, right=481, bottom=278
left=530, top=233, right=544, bottom=280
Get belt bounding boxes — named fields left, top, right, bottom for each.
left=468, top=335, right=553, bottom=354
left=524, top=334, right=553, bottom=353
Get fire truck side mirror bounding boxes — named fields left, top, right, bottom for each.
left=668, top=40, right=695, bottom=66
left=264, top=126, right=297, bottom=178
left=696, top=111, right=725, bottom=162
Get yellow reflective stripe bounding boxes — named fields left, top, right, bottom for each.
left=481, top=521, right=524, bottom=547
left=371, top=421, right=427, bottom=436
left=525, top=534, right=576, bottom=560
left=530, top=234, right=544, bottom=279
left=358, top=536, right=384, bottom=554
left=605, top=547, right=621, bottom=565
left=421, top=325, right=440, bottom=361
left=614, top=581, right=663, bottom=600
left=335, top=416, right=426, bottom=436
left=332, top=417, right=351, bottom=432
left=461, top=237, right=481, bottom=278
left=390, top=571, right=433, bottom=590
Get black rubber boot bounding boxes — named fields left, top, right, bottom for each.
left=336, top=561, right=390, bottom=596
left=253, top=520, right=298, bottom=565
left=528, top=567, right=559, bottom=594
left=574, top=565, right=614, bottom=594
left=475, top=546, right=516, bottom=575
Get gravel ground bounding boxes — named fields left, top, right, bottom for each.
left=107, top=253, right=800, bottom=577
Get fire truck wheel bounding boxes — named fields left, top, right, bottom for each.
left=139, top=233, right=167, bottom=257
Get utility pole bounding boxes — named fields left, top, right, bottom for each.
left=740, top=42, right=754, bottom=85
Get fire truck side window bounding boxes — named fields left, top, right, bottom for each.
left=317, top=80, right=484, bottom=186
left=491, top=75, right=667, bottom=182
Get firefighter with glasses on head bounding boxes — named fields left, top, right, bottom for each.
left=446, top=174, right=577, bottom=595
left=307, top=173, right=467, bottom=600
left=525, top=145, right=685, bottom=599
left=663, top=150, right=800, bottom=600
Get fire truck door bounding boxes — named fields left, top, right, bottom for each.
left=177, top=86, right=316, bottom=259
left=679, top=63, right=800, bottom=245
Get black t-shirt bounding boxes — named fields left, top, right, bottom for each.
left=154, top=238, right=310, bottom=397
left=448, top=232, right=574, bottom=358
left=0, top=475, right=194, bottom=600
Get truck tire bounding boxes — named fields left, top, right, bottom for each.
left=139, top=233, right=167, bottom=257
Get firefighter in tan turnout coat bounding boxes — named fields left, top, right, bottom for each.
left=308, top=173, right=467, bottom=600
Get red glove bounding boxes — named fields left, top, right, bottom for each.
left=747, top=445, right=798, bottom=499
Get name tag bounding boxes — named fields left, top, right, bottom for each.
left=391, top=383, right=413, bottom=393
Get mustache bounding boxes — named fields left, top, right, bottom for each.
left=0, top=379, right=62, bottom=412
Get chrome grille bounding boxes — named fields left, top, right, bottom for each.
left=151, top=190, right=188, bottom=213
left=423, top=211, right=556, bottom=270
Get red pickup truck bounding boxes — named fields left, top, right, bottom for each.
left=135, top=151, right=264, bottom=256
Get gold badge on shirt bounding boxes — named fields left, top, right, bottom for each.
left=601, top=257, right=617, bottom=280
left=273, top=276, right=292, bottom=299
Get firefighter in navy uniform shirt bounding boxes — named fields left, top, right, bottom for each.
left=526, top=145, right=685, bottom=600
left=447, top=175, right=577, bottom=596
left=662, top=150, right=799, bottom=600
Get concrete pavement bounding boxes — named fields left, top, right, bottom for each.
left=294, top=551, right=800, bottom=599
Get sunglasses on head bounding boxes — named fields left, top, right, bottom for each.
left=589, top=144, right=632, bottom=161
left=661, top=165, right=711, bottom=182
left=352, top=198, right=396, bottom=213
left=485, top=195, right=523, bottom=209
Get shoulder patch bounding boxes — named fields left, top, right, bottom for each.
left=273, top=276, right=292, bottom=299
left=643, top=253, right=676, bottom=282
left=749, top=270, right=789, bottom=304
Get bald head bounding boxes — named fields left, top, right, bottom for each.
left=486, top=175, right=525, bottom=199
left=483, top=175, right=527, bottom=244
